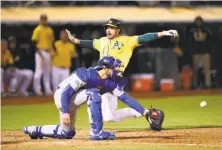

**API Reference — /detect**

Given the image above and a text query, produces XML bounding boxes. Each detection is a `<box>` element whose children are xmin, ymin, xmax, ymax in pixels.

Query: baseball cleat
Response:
<box><xmin>90</xmin><ymin>131</ymin><xmax>115</xmax><ymax>140</ymax></box>
<box><xmin>23</xmin><ymin>126</ymin><xmax>43</xmax><ymax>139</ymax></box>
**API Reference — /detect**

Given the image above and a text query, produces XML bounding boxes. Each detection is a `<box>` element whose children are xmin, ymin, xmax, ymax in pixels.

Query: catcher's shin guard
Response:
<box><xmin>145</xmin><ymin>108</ymin><xmax>165</xmax><ymax>131</ymax></box>
<box><xmin>23</xmin><ymin>126</ymin><xmax>43</xmax><ymax>139</ymax></box>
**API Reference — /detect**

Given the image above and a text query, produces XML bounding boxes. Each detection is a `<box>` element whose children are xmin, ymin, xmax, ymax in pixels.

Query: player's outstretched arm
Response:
<box><xmin>66</xmin><ymin>29</ymin><xmax>94</xmax><ymax>49</ymax></box>
<box><xmin>117</xmin><ymin>92</ymin><xmax>148</xmax><ymax>115</ymax></box>
<box><xmin>112</xmin><ymin>77</ymin><xmax>148</xmax><ymax>116</ymax></box>
<box><xmin>138</xmin><ymin>30</ymin><xmax>178</xmax><ymax>44</ymax></box>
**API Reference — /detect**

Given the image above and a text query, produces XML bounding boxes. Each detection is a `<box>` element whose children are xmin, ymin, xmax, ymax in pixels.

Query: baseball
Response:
<box><xmin>200</xmin><ymin>101</ymin><xmax>207</xmax><ymax>108</ymax></box>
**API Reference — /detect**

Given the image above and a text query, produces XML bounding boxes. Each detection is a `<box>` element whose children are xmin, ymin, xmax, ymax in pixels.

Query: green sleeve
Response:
<box><xmin>138</xmin><ymin>33</ymin><xmax>158</xmax><ymax>44</ymax></box>
<box><xmin>79</xmin><ymin>40</ymin><xmax>94</xmax><ymax>49</ymax></box>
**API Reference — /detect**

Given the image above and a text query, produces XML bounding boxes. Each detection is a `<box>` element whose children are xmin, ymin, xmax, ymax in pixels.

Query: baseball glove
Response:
<box><xmin>145</xmin><ymin>107</ymin><xmax>165</xmax><ymax>131</ymax></box>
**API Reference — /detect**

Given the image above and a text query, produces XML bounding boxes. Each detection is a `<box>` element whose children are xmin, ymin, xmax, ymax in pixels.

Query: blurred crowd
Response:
<box><xmin>2</xmin><ymin>0</ymin><xmax>222</xmax><ymax>8</ymax></box>
<box><xmin>1</xmin><ymin>13</ymin><xmax>222</xmax><ymax>97</ymax></box>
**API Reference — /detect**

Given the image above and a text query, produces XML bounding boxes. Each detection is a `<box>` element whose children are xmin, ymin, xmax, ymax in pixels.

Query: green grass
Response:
<box><xmin>1</xmin><ymin>95</ymin><xmax>222</xmax><ymax>150</ymax></box>
<box><xmin>2</xmin><ymin>95</ymin><xmax>222</xmax><ymax>130</ymax></box>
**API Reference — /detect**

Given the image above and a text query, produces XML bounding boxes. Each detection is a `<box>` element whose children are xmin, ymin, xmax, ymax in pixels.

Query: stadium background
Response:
<box><xmin>1</xmin><ymin>1</ymin><xmax>222</xmax><ymax>150</ymax></box>
<box><xmin>2</xmin><ymin>1</ymin><xmax>222</xmax><ymax>92</ymax></box>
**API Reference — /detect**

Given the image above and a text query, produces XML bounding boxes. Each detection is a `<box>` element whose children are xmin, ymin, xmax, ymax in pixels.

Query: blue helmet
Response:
<box><xmin>94</xmin><ymin>56</ymin><xmax>122</xmax><ymax>70</ymax></box>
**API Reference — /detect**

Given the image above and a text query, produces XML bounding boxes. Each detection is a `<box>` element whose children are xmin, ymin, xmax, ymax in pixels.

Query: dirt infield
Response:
<box><xmin>2</xmin><ymin>90</ymin><xmax>222</xmax><ymax>149</ymax></box>
<box><xmin>2</xmin><ymin>128</ymin><xmax>222</xmax><ymax>149</ymax></box>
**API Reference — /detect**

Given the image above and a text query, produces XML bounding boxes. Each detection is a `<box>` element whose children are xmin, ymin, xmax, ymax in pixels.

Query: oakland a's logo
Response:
<box><xmin>112</xmin><ymin>41</ymin><xmax>124</xmax><ymax>50</ymax></box>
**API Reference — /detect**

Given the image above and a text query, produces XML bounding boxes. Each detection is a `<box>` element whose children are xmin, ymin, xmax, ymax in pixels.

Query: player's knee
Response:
<box><xmin>103</xmin><ymin>113</ymin><xmax>118</xmax><ymax>122</ymax></box>
<box><xmin>34</xmin><ymin>70</ymin><xmax>43</xmax><ymax>78</ymax></box>
<box><xmin>27</xmin><ymin>70</ymin><xmax>34</xmax><ymax>77</ymax></box>
<box><xmin>34</xmin><ymin>73</ymin><xmax>41</xmax><ymax>80</ymax></box>
<box><xmin>60</xmin><ymin>130</ymin><xmax>76</xmax><ymax>139</ymax></box>
<box><xmin>86</xmin><ymin>88</ymin><xmax>101</xmax><ymax>103</ymax></box>
<box><xmin>24</xmin><ymin>70</ymin><xmax>34</xmax><ymax>79</ymax></box>
<box><xmin>55</xmin><ymin>128</ymin><xmax>76</xmax><ymax>139</ymax></box>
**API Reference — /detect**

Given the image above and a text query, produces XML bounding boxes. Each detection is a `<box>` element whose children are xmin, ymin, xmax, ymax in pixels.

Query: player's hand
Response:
<box><xmin>162</xmin><ymin>30</ymin><xmax>178</xmax><ymax>37</ymax></box>
<box><xmin>63</xmin><ymin>113</ymin><xmax>71</xmax><ymax>126</ymax></box>
<box><xmin>66</xmin><ymin>29</ymin><xmax>79</xmax><ymax>44</ymax></box>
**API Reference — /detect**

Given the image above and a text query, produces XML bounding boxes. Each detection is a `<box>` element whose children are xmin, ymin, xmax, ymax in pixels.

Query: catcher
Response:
<box><xmin>66</xmin><ymin>18</ymin><xmax>176</xmax><ymax>131</ymax></box>
<box><xmin>24</xmin><ymin>56</ymin><xmax>162</xmax><ymax>140</ymax></box>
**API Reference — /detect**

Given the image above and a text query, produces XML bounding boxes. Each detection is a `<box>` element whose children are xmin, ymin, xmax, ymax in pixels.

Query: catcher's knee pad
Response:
<box><xmin>145</xmin><ymin>108</ymin><xmax>165</xmax><ymax>131</ymax></box>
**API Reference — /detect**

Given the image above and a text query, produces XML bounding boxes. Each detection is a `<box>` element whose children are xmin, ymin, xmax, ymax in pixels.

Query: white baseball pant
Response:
<box><xmin>54</xmin><ymin>88</ymin><xmax>89</xmax><ymax>130</ymax></box>
<box><xmin>101</xmin><ymin>93</ymin><xmax>142</xmax><ymax>122</ymax></box>
<box><xmin>1</xmin><ymin>68</ymin><xmax>4</xmax><ymax>93</ymax></box>
<box><xmin>16</xmin><ymin>69</ymin><xmax>33</xmax><ymax>96</ymax></box>
<box><xmin>52</xmin><ymin>66</ymin><xmax>70</xmax><ymax>92</ymax></box>
<box><xmin>28</xmin><ymin>88</ymin><xmax>85</xmax><ymax>138</ymax></box>
<box><xmin>1</xmin><ymin>68</ymin><xmax>21</xmax><ymax>93</ymax></box>
<box><xmin>33</xmin><ymin>50</ymin><xmax>52</xmax><ymax>95</ymax></box>
<box><xmin>54</xmin><ymin>88</ymin><xmax>141</xmax><ymax>126</ymax></box>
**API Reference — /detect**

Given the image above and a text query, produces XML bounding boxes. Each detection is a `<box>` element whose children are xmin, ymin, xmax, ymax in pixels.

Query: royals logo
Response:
<box><xmin>112</xmin><ymin>41</ymin><xmax>124</xmax><ymax>50</ymax></box>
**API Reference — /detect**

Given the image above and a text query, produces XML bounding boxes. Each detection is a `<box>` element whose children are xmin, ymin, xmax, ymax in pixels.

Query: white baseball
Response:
<box><xmin>200</xmin><ymin>101</ymin><xmax>207</xmax><ymax>108</ymax></box>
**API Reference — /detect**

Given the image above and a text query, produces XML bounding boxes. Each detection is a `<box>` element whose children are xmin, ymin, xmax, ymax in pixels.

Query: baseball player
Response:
<box><xmin>8</xmin><ymin>37</ymin><xmax>34</xmax><ymax>97</ymax></box>
<box><xmin>23</xmin><ymin>56</ymin><xmax>164</xmax><ymax>140</ymax></box>
<box><xmin>51</xmin><ymin>29</ymin><xmax>77</xmax><ymax>92</ymax></box>
<box><xmin>66</xmin><ymin>18</ymin><xmax>177</xmax><ymax>124</ymax></box>
<box><xmin>1</xmin><ymin>39</ymin><xmax>20</xmax><ymax>96</ymax></box>
<box><xmin>31</xmin><ymin>14</ymin><xmax>54</xmax><ymax>96</ymax></box>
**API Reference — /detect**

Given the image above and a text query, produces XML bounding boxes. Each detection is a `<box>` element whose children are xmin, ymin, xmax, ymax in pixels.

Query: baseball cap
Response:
<box><xmin>8</xmin><ymin>36</ymin><xmax>16</xmax><ymax>43</ymax></box>
<box><xmin>103</xmin><ymin>18</ymin><xmax>121</xmax><ymax>28</ymax></box>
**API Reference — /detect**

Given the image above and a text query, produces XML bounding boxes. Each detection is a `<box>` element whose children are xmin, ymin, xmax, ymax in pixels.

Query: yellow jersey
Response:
<box><xmin>31</xmin><ymin>25</ymin><xmax>54</xmax><ymax>50</ymax></box>
<box><xmin>1</xmin><ymin>49</ymin><xmax>14</xmax><ymax>67</ymax></box>
<box><xmin>93</xmin><ymin>36</ymin><xmax>140</xmax><ymax>72</ymax></box>
<box><xmin>52</xmin><ymin>40</ymin><xmax>77</xmax><ymax>68</ymax></box>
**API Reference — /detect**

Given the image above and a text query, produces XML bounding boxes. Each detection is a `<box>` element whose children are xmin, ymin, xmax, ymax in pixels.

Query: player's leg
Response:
<box><xmin>23</xmin><ymin>111</ymin><xmax>77</xmax><ymax>139</ymax></box>
<box><xmin>7</xmin><ymin>69</ymin><xmax>21</xmax><ymax>93</ymax></box>
<box><xmin>31</xmin><ymin>106</ymin><xmax>77</xmax><ymax>139</ymax></box>
<box><xmin>23</xmin><ymin>88</ymin><xmax>77</xmax><ymax>139</ymax></box>
<box><xmin>52</xmin><ymin>66</ymin><xmax>62</xmax><ymax>92</ymax></box>
<box><xmin>86</xmin><ymin>89</ymin><xmax>115</xmax><ymax>140</ymax></box>
<box><xmin>18</xmin><ymin>69</ymin><xmax>33</xmax><ymax>96</ymax></box>
<box><xmin>1</xmin><ymin>68</ymin><xmax>4</xmax><ymax>93</ymax></box>
<box><xmin>61</xmin><ymin>68</ymin><xmax>70</xmax><ymax>83</ymax></box>
<box><xmin>33</xmin><ymin>51</ymin><xmax>44</xmax><ymax>95</ymax></box>
<box><xmin>42</xmin><ymin>51</ymin><xmax>52</xmax><ymax>95</ymax></box>
<box><xmin>203</xmin><ymin>53</ymin><xmax>211</xmax><ymax>88</ymax></box>
<box><xmin>37</xmin><ymin>89</ymin><xmax>77</xmax><ymax>139</ymax></box>
<box><xmin>102</xmin><ymin>93</ymin><xmax>141</xmax><ymax>122</ymax></box>
<box><xmin>192</xmin><ymin>54</ymin><xmax>202</xmax><ymax>88</ymax></box>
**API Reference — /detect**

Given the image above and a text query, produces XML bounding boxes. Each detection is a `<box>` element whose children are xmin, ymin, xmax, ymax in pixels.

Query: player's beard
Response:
<box><xmin>106</xmin><ymin>30</ymin><xmax>117</xmax><ymax>39</ymax></box>
<box><xmin>107</xmin><ymin>33</ymin><xmax>114</xmax><ymax>39</ymax></box>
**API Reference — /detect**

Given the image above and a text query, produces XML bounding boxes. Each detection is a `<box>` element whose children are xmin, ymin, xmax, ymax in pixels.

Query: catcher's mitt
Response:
<box><xmin>145</xmin><ymin>107</ymin><xmax>165</xmax><ymax>131</ymax></box>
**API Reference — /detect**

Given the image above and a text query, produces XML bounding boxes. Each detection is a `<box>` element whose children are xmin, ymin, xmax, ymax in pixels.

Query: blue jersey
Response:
<box><xmin>59</xmin><ymin>67</ymin><xmax>145</xmax><ymax>115</ymax></box>
<box><xmin>58</xmin><ymin>67</ymin><xmax>119</xmax><ymax>93</ymax></box>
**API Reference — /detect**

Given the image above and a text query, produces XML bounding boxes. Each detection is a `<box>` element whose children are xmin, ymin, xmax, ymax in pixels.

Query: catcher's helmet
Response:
<box><xmin>94</xmin><ymin>56</ymin><xmax>122</xmax><ymax>70</ymax></box>
<box><xmin>103</xmin><ymin>18</ymin><xmax>121</xmax><ymax>28</ymax></box>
